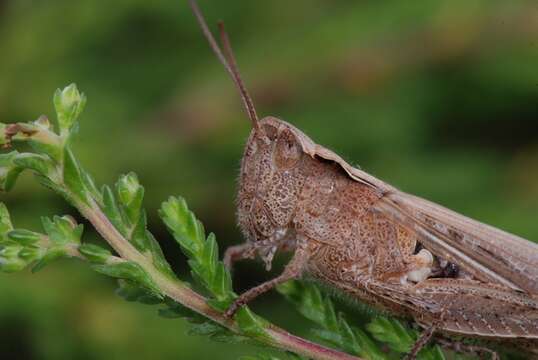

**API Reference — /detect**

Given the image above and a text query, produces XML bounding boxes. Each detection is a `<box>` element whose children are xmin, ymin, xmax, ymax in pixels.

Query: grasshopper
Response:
<box><xmin>189</xmin><ymin>1</ymin><xmax>538</xmax><ymax>358</ymax></box>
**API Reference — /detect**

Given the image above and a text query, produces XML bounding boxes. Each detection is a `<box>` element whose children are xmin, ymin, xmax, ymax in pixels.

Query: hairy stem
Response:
<box><xmin>76</xmin><ymin>197</ymin><xmax>360</xmax><ymax>360</ymax></box>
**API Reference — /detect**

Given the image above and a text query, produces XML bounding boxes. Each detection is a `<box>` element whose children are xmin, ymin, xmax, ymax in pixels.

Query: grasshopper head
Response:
<box><xmin>237</xmin><ymin>117</ymin><xmax>305</xmax><ymax>270</ymax></box>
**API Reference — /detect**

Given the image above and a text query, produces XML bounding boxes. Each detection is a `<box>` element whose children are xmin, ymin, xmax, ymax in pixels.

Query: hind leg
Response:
<box><xmin>403</xmin><ymin>324</ymin><xmax>438</xmax><ymax>360</ymax></box>
<box><xmin>436</xmin><ymin>337</ymin><xmax>499</xmax><ymax>360</ymax></box>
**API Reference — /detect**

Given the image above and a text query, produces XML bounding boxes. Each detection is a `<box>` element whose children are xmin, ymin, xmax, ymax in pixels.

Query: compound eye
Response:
<box><xmin>275</xmin><ymin>129</ymin><xmax>302</xmax><ymax>169</ymax></box>
<box><xmin>262</xmin><ymin>124</ymin><xmax>278</xmax><ymax>140</ymax></box>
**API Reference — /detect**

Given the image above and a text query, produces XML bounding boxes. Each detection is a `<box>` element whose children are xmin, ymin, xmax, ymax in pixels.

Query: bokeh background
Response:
<box><xmin>0</xmin><ymin>0</ymin><xmax>537</xmax><ymax>359</ymax></box>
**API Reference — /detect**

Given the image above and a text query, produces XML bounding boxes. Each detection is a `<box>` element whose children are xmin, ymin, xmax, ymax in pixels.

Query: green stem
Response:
<box><xmin>75</xmin><ymin>197</ymin><xmax>360</xmax><ymax>360</ymax></box>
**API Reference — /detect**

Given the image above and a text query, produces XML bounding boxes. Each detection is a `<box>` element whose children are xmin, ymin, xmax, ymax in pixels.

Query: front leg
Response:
<box><xmin>225</xmin><ymin>240</ymin><xmax>310</xmax><ymax>318</ymax></box>
<box><xmin>223</xmin><ymin>243</ymin><xmax>256</xmax><ymax>271</ymax></box>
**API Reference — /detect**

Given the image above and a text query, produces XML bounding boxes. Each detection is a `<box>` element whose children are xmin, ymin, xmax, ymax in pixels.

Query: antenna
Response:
<box><xmin>188</xmin><ymin>0</ymin><xmax>260</xmax><ymax>132</ymax></box>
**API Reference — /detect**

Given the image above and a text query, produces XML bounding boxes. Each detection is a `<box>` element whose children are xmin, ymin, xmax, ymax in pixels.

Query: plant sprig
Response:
<box><xmin>0</xmin><ymin>84</ymin><xmax>452</xmax><ymax>360</ymax></box>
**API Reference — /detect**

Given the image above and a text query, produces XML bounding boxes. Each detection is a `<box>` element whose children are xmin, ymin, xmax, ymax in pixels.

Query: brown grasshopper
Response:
<box><xmin>188</xmin><ymin>1</ymin><xmax>538</xmax><ymax>358</ymax></box>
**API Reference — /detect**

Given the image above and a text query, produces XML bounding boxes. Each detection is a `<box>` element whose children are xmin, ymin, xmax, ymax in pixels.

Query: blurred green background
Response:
<box><xmin>1</xmin><ymin>0</ymin><xmax>537</xmax><ymax>359</ymax></box>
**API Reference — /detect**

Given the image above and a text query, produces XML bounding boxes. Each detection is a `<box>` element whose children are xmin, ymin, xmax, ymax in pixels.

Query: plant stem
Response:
<box><xmin>76</xmin><ymin>198</ymin><xmax>361</xmax><ymax>360</ymax></box>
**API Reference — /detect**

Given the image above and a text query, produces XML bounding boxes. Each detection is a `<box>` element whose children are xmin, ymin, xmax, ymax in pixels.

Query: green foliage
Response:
<box><xmin>0</xmin><ymin>83</ymin><xmax>175</xmax><ymax>292</ymax></box>
<box><xmin>53</xmin><ymin>83</ymin><xmax>86</xmax><ymax>137</ymax></box>
<box><xmin>158</xmin><ymin>298</ymin><xmax>252</xmax><ymax>345</ymax></box>
<box><xmin>0</xmin><ymin>84</ymin><xmax>274</xmax><ymax>357</ymax></box>
<box><xmin>0</xmin><ymin>206</ymin><xmax>86</xmax><ymax>273</ymax></box>
<box><xmin>278</xmin><ymin>280</ymin><xmax>445</xmax><ymax>360</ymax></box>
<box><xmin>159</xmin><ymin>196</ymin><xmax>270</xmax><ymax>341</ymax></box>
<box><xmin>160</xmin><ymin>196</ymin><xmax>234</xmax><ymax>310</ymax></box>
<box><xmin>0</xmin><ymin>152</ymin><xmax>23</xmax><ymax>191</ymax></box>
<box><xmin>79</xmin><ymin>243</ymin><xmax>112</xmax><ymax>264</ymax></box>
<box><xmin>101</xmin><ymin>174</ymin><xmax>174</xmax><ymax>277</ymax></box>
<box><xmin>92</xmin><ymin>260</ymin><xmax>162</xmax><ymax>298</ymax></box>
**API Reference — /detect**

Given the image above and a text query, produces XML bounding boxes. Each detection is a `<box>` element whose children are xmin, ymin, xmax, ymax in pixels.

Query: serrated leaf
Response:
<box><xmin>160</xmin><ymin>196</ymin><xmax>233</xmax><ymax>303</ymax></box>
<box><xmin>13</xmin><ymin>153</ymin><xmax>53</xmax><ymax>177</ymax></box>
<box><xmin>352</xmin><ymin>327</ymin><xmax>388</xmax><ymax>360</ymax></box>
<box><xmin>102</xmin><ymin>185</ymin><xmax>128</xmax><ymax>238</ymax></box>
<box><xmin>208</xmin><ymin>332</ymin><xmax>252</xmax><ymax>345</ymax></box>
<box><xmin>32</xmin><ymin>247</ymin><xmax>67</xmax><ymax>272</ymax></box>
<box><xmin>34</xmin><ymin>173</ymin><xmax>68</xmax><ymax>198</ymax></box>
<box><xmin>79</xmin><ymin>243</ymin><xmax>111</xmax><ymax>264</ymax></box>
<box><xmin>116</xmin><ymin>172</ymin><xmax>144</xmax><ymax>225</ymax></box>
<box><xmin>116</xmin><ymin>280</ymin><xmax>162</xmax><ymax>305</ymax></box>
<box><xmin>63</xmin><ymin>147</ymin><xmax>89</xmax><ymax>204</ymax></box>
<box><xmin>129</xmin><ymin>209</ymin><xmax>149</xmax><ymax>252</ymax></box>
<box><xmin>211</xmin><ymin>263</ymin><xmax>234</xmax><ymax>301</ymax></box>
<box><xmin>188</xmin><ymin>321</ymin><xmax>224</xmax><ymax>336</ymax></box>
<box><xmin>202</xmin><ymin>232</ymin><xmax>218</xmax><ymax>275</ymax></box>
<box><xmin>159</xmin><ymin>298</ymin><xmax>205</xmax><ymax>323</ymax></box>
<box><xmin>92</xmin><ymin>261</ymin><xmax>162</xmax><ymax>298</ymax></box>
<box><xmin>81</xmin><ymin>170</ymin><xmax>102</xmax><ymax>205</ymax></box>
<box><xmin>18</xmin><ymin>245</ymin><xmax>44</xmax><ymax>262</ymax></box>
<box><xmin>338</xmin><ymin>313</ymin><xmax>360</xmax><ymax>354</ymax></box>
<box><xmin>367</xmin><ymin>317</ymin><xmax>415</xmax><ymax>353</ymax></box>
<box><xmin>0</xmin><ymin>203</ymin><xmax>13</xmax><ymax>239</ymax></box>
<box><xmin>235</xmin><ymin>307</ymin><xmax>269</xmax><ymax>340</ymax></box>
<box><xmin>7</xmin><ymin>229</ymin><xmax>43</xmax><ymax>245</ymax></box>
<box><xmin>0</xmin><ymin>151</ymin><xmax>23</xmax><ymax>191</ymax></box>
<box><xmin>310</xmin><ymin>328</ymin><xmax>342</xmax><ymax>347</ymax></box>
<box><xmin>144</xmin><ymin>231</ymin><xmax>174</xmax><ymax>278</ymax></box>
<box><xmin>160</xmin><ymin>196</ymin><xmax>205</xmax><ymax>257</ymax></box>
<box><xmin>0</xmin><ymin>241</ymin><xmax>26</xmax><ymax>272</ymax></box>
<box><xmin>41</xmin><ymin>215</ymin><xmax>83</xmax><ymax>246</ymax></box>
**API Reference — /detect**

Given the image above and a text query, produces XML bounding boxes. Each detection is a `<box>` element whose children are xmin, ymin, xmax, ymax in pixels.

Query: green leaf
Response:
<box><xmin>102</xmin><ymin>185</ymin><xmax>129</xmax><ymax>238</ymax></box>
<box><xmin>53</xmin><ymin>83</ymin><xmax>86</xmax><ymax>136</ymax></box>
<box><xmin>158</xmin><ymin>298</ymin><xmax>203</xmax><ymax>321</ymax></box>
<box><xmin>144</xmin><ymin>230</ymin><xmax>175</xmax><ymax>278</ymax></box>
<box><xmin>160</xmin><ymin>196</ymin><xmax>205</xmax><ymax>258</ymax></box>
<box><xmin>160</xmin><ymin>196</ymin><xmax>234</xmax><ymax>304</ymax></box>
<box><xmin>116</xmin><ymin>280</ymin><xmax>162</xmax><ymax>305</ymax></box>
<box><xmin>129</xmin><ymin>209</ymin><xmax>150</xmax><ymax>252</ymax></box>
<box><xmin>79</xmin><ymin>243</ymin><xmax>111</xmax><ymax>264</ymax></box>
<box><xmin>202</xmin><ymin>232</ymin><xmax>218</xmax><ymax>276</ymax></box>
<box><xmin>92</xmin><ymin>260</ymin><xmax>162</xmax><ymax>298</ymax></box>
<box><xmin>32</xmin><ymin>247</ymin><xmax>68</xmax><ymax>272</ymax></box>
<box><xmin>7</xmin><ymin>229</ymin><xmax>43</xmax><ymax>245</ymax></box>
<box><xmin>41</xmin><ymin>215</ymin><xmax>83</xmax><ymax>246</ymax></box>
<box><xmin>116</xmin><ymin>172</ymin><xmax>144</xmax><ymax>225</ymax></box>
<box><xmin>367</xmin><ymin>317</ymin><xmax>415</xmax><ymax>353</ymax></box>
<box><xmin>352</xmin><ymin>326</ymin><xmax>387</xmax><ymax>360</ymax></box>
<box><xmin>13</xmin><ymin>153</ymin><xmax>54</xmax><ymax>177</ymax></box>
<box><xmin>81</xmin><ymin>170</ymin><xmax>102</xmax><ymax>205</ymax></box>
<box><xmin>63</xmin><ymin>147</ymin><xmax>89</xmax><ymax>204</ymax></box>
<box><xmin>279</xmin><ymin>281</ymin><xmax>391</xmax><ymax>359</ymax></box>
<box><xmin>338</xmin><ymin>312</ymin><xmax>360</xmax><ymax>354</ymax></box>
<box><xmin>0</xmin><ymin>241</ymin><xmax>27</xmax><ymax>272</ymax></box>
<box><xmin>0</xmin><ymin>151</ymin><xmax>23</xmax><ymax>191</ymax></box>
<box><xmin>277</xmin><ymin>280</ymin><xmax>331</xmax><ymax>328</ymax></box>
<box><xmin>18</xmin><ymin>245</ymin><xmax>44</xmax><ymax>262</ymax></box>
<box><xmin>0</xmin><ymin>203</ymin><xmax>13</xmax><ymax>239</ymax></box>
<box><xmin>188</xmin><ymin>321</ymin><xmax>225</xmax><ymax>336</ymax></box>
<box><xmin>235</xmin><ymin>307</ymin><xmax>270</xmax><ymax>340</ymax></box>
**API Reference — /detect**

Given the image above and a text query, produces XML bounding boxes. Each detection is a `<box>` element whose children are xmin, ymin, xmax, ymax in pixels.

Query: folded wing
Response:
<box><xmin>374</xmin><ymin>191</ymin><xmax>538</xmax><ymax>294</ymax></box>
